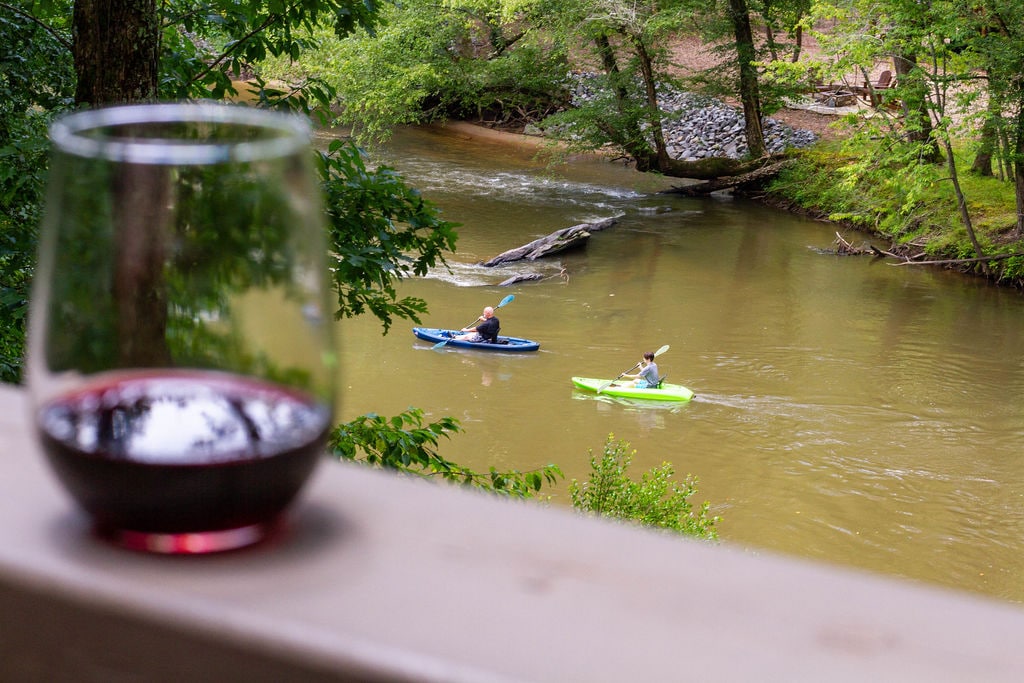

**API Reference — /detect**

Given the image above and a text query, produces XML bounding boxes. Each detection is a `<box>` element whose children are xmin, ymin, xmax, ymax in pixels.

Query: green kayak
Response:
<box><xmin>571</xmin><ymin>376</ymin><xmax>695</xmax><ymax>402</ymax></box>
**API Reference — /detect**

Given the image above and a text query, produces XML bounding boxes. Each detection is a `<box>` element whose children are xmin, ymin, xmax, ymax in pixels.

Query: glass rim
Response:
<box><xmin>49</xmin><ymin>103</ymin><xmax>312</xmax><ymax>165</ymax></box>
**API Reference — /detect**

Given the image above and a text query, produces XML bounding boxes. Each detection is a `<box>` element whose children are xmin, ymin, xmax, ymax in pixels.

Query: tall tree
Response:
<box><xmin>73</xmin><ymin>0</ymin><xmax>159</xmax><ymax>104</ymax></box>
<box><xmin>892</xmin><ymin>51</ymin><xmax>941</xmax><ymax>163</ymax></box>
<box><xmin>536</xmin><ymin>0</ymin><xmax>782</xmax><ymax>175</ymax></box>
<box><xmin>972</xmin><ymin>0</ymin><xmax>1024</xmax><ymax>235</ymax></box>
<box><xmin>728</xmin><ymin>0</ymin><xmax>767</xmax><ymax>157</ymax></box>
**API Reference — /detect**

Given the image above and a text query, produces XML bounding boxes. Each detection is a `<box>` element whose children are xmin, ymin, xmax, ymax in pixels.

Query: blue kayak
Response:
<box><xmin>413</xmin><ymin>327</ymin><xmax>540</xmax><ymax>352</ymax></box>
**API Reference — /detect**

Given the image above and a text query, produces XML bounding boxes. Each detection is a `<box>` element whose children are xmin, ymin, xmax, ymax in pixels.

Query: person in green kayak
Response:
<box><xmin>455</xmin><ymin>306</ymin><xmax>500</xmax><ymax>343</ymax></box>
<box><xmin>618</xmin><ymin>351</ymin><xmax>659</xmax><ymax>388</ymax></box>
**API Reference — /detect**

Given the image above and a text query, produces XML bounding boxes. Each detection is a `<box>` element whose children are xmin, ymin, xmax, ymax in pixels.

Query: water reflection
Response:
<box><xmin>570</xmin><ymin>390</ymin><xmax>691</xmax><ymax>433</ymax></box>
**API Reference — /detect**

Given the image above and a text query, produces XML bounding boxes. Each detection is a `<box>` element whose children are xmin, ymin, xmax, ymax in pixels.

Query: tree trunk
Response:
<box><xmin>1014</xmin><ymin>103</ymin><xmax>1024</xmax><ymax>237</ymax></box>
<box><xmin>893</xmin><ymin>52</ymin><xmax>942</xmax><ymax>163</ymax></box>
<box><xmin>74</xmin><ymin>0</ymin><xmax>168</xmax><ymax>365</ymax></box>
<box><xmin>727</xmin><ymin>0</ymin><xmax>767</xmax><ymax>158</ymax></box>
<box><xmin>665</xmin><ymin>158</ymin><xmax>796</xmax><ymax>196</ymax></box>
<box><xmin>112</xmin><ymin>166</ymin><xmax>173</xmax><ymax>366</ymax></box>
<box><xmin>939</xmin><ymin>137</ymin><xmax>985</xmax><ymax>265</ymax></box>
<box><xmin>74</xmin><ymin>0</ymin><xmax>160</xmax><ymax>105</ymax></box>
<box><xmin>630</xmin><ymin>35</ymin><xmax>671</xmax><ymax>170</ymax></box>
<box><xmin>763</xmin><ymin>20</ymin><xmax>779</xmax><ymax>62</ymax></box>
<box><xmin>971</xmin><ymin>83</ymin><xmax>1000</xmax><ymax>177</ymax></box>
<box><xmin>791</xmin><ymin>24</ymin><xmax>803</xmax><ymax>62</ymax></box>
<box><xmin>593</xmin><ymin>34</ymin><xmax>657</xmax><ymax>172</ymax></box>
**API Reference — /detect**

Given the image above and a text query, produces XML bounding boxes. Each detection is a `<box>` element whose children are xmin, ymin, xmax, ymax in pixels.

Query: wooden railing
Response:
<box><xmin>2</xmin><ymin>381</ymin><xmax>1023</xmax><ymax>682</ymax></box>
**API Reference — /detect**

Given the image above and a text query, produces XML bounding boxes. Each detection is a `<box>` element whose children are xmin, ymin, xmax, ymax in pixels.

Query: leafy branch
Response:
<box><xmin>0</xmin><ymin>0</ymin><xmax>71</xmax><ymax>50</ymax></box>
<box><xmin>318</xmin><ymin>139</ymin><xmax>459</xmax><ymax>333</ymax></box>
<box><xmin>329</xmin><ymin>408</ymin><xmax>563</xmax><ymax>498</ymax></box>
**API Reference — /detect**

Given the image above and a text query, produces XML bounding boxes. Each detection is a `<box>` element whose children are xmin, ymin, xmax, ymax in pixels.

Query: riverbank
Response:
<box><xmin>452</xmin><ymin>113</ymin><xmax>1024</xmax><ymax>290</ymax></box>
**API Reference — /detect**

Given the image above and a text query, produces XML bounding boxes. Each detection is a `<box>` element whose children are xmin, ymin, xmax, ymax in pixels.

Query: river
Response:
<box><xmin>319</xmin><ymin>123</ymin><xmax>1024</xmax><ymax>604</ymax></box>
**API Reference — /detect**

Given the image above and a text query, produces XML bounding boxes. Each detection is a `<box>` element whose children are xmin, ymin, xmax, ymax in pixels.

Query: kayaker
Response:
<box><xmin>618</xmin><ymin>351</ymin><xmax>659</xmax><ymax>388</ymax></box>
<box><xmin>456</xmin><ymin>306</ymin><xmax>500</xmax><ymax>343</ymax></box>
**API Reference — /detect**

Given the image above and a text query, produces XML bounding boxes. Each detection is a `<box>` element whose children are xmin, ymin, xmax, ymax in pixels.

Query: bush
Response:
<box><xmin>570</xmin><ymin>435</ymin><xmax>719</xmax><ymax>540</ymax></box>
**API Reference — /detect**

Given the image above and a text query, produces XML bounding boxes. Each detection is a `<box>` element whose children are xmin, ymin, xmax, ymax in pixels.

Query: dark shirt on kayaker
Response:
<box><xmin>476</xmin><ymin>316</ymin><xmax>500</xmax><ymax>343</ymax></box>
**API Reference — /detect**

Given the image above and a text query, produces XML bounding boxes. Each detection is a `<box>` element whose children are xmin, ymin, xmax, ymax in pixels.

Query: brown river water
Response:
<box><xmin>315</xmin><ymin>124</ymin><xmax>1024</xmax><ymax>604</ymax></box>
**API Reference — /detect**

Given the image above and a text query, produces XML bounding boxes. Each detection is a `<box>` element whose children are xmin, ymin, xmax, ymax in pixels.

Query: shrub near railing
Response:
<box><xmin>570</xmin><ymin>435</ymin><xmax>720</xmax><ymax>540</ymax></box>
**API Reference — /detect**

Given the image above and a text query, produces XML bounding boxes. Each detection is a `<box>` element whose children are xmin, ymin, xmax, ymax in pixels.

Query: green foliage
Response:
<box><xmin>317</xmin><ymin>139</ymin><xmax>459</xmax><ymax>332</ymax></box>
<box><xmin>677</xmin><ymin>0</ymin><xmax>812</xmax><ymax>115</ymax></box>
<box><xmin>0</xmin><ymin>0</ymin><xmax>75</xmax><ymax>383</ymax></box>
<box><xmin>329</xmin><ymin>408</ymin><xmax>564</xmax><ymax>498</ymax></box>
<box><xmin>536</xmin><ymin>0</ymin><xmax>685</xmax><ymax>162</ymax></box>
<box><xmin>541</xmin><ymin>69</ymin><xmax>665</xmax><ymax>157</ymax></box>
<box><xmin>570</xmin><ymin>434</ymin><xmax>719</xmax><ymax>540</ymax></box>
<box><xmin>0</xmin><ymin>0</ymin><xmax>459</xmax><ymax>382</ymax></box>
<box><xmin>159</xmin><ymin>0</ymin><xmax>380</xmax><ymax>104</ymax></box>
<box><xmin>768</xmin><ymin>135</ymin><xmax>1024</xmax><ymax>282</ymax></box>
<box><xmin>259</xmin><ymin>5</ymin><xmax>570</xmax><ymax>141</ymax></box>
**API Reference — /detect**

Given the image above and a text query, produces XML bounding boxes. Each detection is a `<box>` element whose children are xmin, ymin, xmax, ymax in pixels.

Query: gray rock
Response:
<box><xmin>566</xmin><ymin>73</ymin><xmax>818</xmax><ymax>160</ymax></box>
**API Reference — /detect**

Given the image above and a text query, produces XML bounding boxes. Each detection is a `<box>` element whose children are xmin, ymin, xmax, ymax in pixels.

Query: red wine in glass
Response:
<box><xmin>37</xmin><ymin>370</ymin><xmax>330</xmax><ymax>553</ymax></box>
<box><xmin>30</xmin><ymin>104</ymin><xmax>336</xmax><ymax>554</ymax></box>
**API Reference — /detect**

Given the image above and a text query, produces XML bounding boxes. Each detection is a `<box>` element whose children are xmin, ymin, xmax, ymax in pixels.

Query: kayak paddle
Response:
<box><xmin>597</xmin><ymin>344</ymin><xmax>670</xmax><ymax>393</ymax></box>
<box><xmin>432</xmin><ymin>294</ymin><xmax>516</xmax><ymax>349</ymax></box>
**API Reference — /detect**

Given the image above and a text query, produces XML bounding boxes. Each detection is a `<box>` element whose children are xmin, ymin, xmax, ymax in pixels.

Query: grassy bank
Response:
<box><xmin>763</xmin><ymin>137</ymin><xmax>1024</xmax><ymax>289</ymax></box>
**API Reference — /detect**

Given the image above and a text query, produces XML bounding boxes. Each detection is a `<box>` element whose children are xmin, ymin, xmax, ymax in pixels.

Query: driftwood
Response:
<box><xmin>832</xmin><ymin>232</ymin><xmax>881</xmax><ymax>255</ymax></box>
<box><xmin>832</xmin><ymin>232</ymin><xmax>915</xmax><ymax>259</ymax></box>
<box><xmin>499</xmin><ymin>267</ymin><xmax>571</xmax><ymax>286</ymax></box>
<box><xmin>499</xmin><ymin>274</ymin><xmax>544</xmax><ymax>286</ymax></box>
<box><xmin>665</xmin><ymin>159</ymin><xmax>798</xmax><ymax>197</ymax></box>
<box><xmin>829</xmin><ymin>233</ymin><xmax>1024</xmax><ymax>266</ymax></box>
<box><xmin>481</xmin><ymin>216</ymin><xmax>619</xmax><ymax>266</ymax></box>
<box><xmin>891</xmin><ymin>252</ymin><xmax>1024</xmax><ymax>266</ymax></box>
<box><xmin>834</xmin><ymin>232</ymin><xmax>863</xmax><ymax>254</ymax></box>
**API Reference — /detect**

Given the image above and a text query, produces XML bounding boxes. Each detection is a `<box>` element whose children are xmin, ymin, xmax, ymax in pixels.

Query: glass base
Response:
<box><xmin>95</xmin><ymin>521</ymin><xmax>277</xmax><ymax>554</ymax></box>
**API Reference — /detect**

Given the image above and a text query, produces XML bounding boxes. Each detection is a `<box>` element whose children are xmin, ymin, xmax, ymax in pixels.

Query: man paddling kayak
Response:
<box><xmin>615</xmin><ymin>351</ymin><xmax>659</xmax><ymax>388</ymax></box>
<box><xmin>455</xmin><ymin>306</ymin><xmax>500</xmax><ymax>343</ymax></box>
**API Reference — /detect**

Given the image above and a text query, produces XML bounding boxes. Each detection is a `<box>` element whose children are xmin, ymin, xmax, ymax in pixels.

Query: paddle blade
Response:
<box><xmin>654</xmin><ymin>344</ymin><xmax>670</xmax><ymax>357</ymax></box>
<box><xmin>432</xmin><ymin>339</ymin><xmax>449</xmax><ymax>350</ymax></box>
<box><xmin>497</xmin><ymin>294</ymin><xmax>515</xmax><ymax>308</ymax></box>
<box><xmin>597</xmin><ymin>361</ymin><xmax>640</xmax><ymax>393</ymax></box>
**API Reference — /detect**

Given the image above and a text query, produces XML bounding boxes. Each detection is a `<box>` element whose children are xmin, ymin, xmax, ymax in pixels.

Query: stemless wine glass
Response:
<box><xmin>27</xmin><ymin>103</ymin><xmax>336</xmax><ymax>554</ymax></box>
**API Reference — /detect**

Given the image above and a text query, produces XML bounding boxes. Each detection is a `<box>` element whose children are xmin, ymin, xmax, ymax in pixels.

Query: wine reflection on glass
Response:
<box><xmin>27</xmin><ymin>103</ymin><xmax>336</xmax><ymax>554</ymax></box>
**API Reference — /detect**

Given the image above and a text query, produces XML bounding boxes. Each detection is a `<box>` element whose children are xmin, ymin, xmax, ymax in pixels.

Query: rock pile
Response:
<box><xmin>659</xmin><ymin>91</ymin><xmax>817</xmax><ymax>160</ymax></box>
<box><xmin>556</xmin><ymin>74</ymin><xmax>817</xmax><ymax>161</ymax></box>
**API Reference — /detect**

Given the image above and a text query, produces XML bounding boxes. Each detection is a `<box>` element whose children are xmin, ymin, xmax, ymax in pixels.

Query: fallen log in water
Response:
<box><xmin>664</xmin><ymin>159</ymin><xmax>797</xmax><ymax>197</ymax></box>
<box><xmin>481</xmin><ymin>216</ymin><xmax>619</xmax><ymax>266</ymax></box>
<box><xmin>499</xmin><ymin>274</ymin><xmax>544</xmax><ymax>286</ymax></box>
<box><xmin>498</xmin><ymin>267</ymin><xmax>570</xmax><ymax>286</ymax></box>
